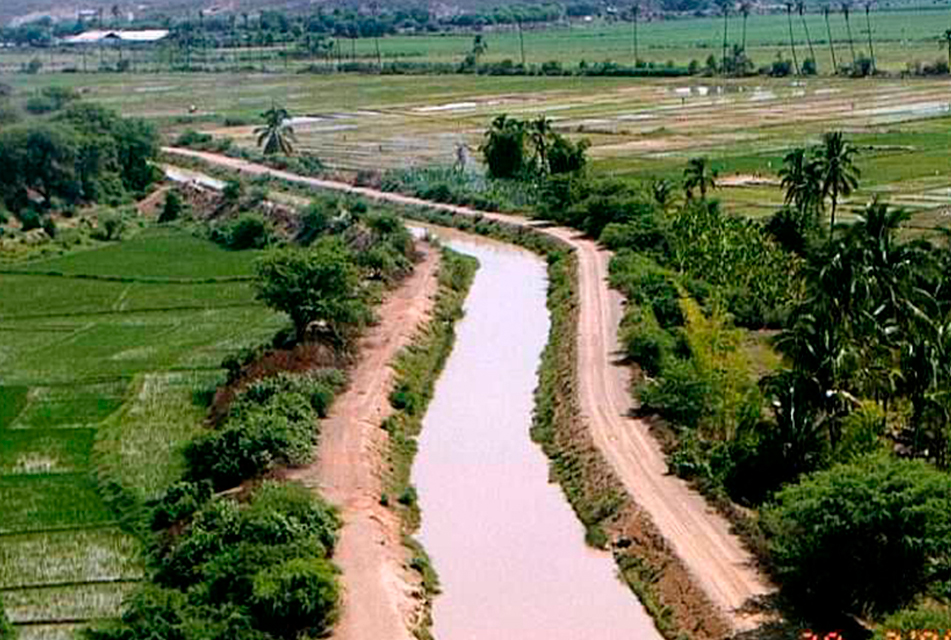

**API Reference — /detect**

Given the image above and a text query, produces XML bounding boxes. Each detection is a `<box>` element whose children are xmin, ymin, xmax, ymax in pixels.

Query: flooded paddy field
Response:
<box><xmin>16</xmin><ymin>72</ymin><xmax>951</xmax><ymax>226</ymax></box>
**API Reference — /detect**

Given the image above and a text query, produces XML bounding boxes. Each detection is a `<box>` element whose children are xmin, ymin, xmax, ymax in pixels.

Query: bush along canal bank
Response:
<box><xmin>379</xmin><ymin>247</ymin><xmax>478</xmax><ymax>640</ymax></box>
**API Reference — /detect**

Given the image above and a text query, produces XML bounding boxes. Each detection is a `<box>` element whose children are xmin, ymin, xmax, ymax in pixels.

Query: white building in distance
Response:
<box><xmin>63</xmin><ymin>30</ymin><xmax>169</xmax><ymax>45</ymax></box>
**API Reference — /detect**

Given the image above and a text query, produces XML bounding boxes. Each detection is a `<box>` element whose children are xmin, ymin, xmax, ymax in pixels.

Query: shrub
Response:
<box><xmin>93</xmin><ymin>211</ymin><xmax>125</xmax><ymax>241</ymax></box>
<box><xmin>619</xmin><ymin>304</ymin><xmax>675</xmax><ymax>376</ymax></box>
<box><xmin>159</xmin><ymin>190</ymin><xmax>183</xmax><ymax>223</ymax></box>
<box><xmin>0</xmin><ymin>595</ymin><xmax>13</xmax><ymax>640</ymax></box>
<box><xmin>223</xmin><ymin>179</ymin><xmax>244</xmax><ymax>204</ymax></box>
<box><xmin>251</xmin><ymin>558</ymin><xmax>339</xmax><ymax>639</ymax></box>
<box><xmin>608</xmin><ymin>250</ymin><xmax>683</xmax><ymax>328</ymax></box>
<box><xmin>874</xmin><ymin>604</ymin><xmax>951</xmax><ymax>639</ymax></box>
<box><xmin>215</xmin><ymin>214</ymin><xmax>272</xmax><ymax>250</ymax></box>
<box><xmin>638</xmin><ymin>358</ymin><xmax>711</xmax><ymax>429</ymax></box>
<box><xmin>175</xmin><ymin>129</ymin><xmax>213</xmax><ymax>148</ymax></box>
<box><xmin>150</xmin><ymin>480</ymin><xmax>213</xmax><ymax>530</ymax></box>
<box><xmin>763</xmin><ymin>455</ymin><xmax>951</xmax><ymax>621</ymax></box>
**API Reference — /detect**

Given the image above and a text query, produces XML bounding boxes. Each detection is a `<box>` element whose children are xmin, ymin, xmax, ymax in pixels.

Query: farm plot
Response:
<box><xmin>0</xmin><ymin>228</ymin><xmax>282</xmax><ymax>636</ymax></box>
<box><xmin>14</xmin><ymin>72</ymin><xmax>951</xmax><ymax>224</ymax></box>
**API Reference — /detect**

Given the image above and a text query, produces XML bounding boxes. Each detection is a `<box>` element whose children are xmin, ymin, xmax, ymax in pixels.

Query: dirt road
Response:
<box><xmin>164</xmin><ymin>147</ymin><xmax>774</xmax><ymax>633</ymax></box>
<box><xmin>283</xmin><ymin>244</ymin><xmax>440</xmax><ymax>640</ymax></box>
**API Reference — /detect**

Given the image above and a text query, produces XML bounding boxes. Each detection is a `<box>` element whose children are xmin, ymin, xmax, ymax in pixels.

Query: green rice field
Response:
<box><xmin>0</xmin><ymin>228</ymin><xmax>282</xmax><ymax>638</ymax></box>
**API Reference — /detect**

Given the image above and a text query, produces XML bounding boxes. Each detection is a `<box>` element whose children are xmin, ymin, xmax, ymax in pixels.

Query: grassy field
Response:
<box><xmin>4</xmin><ymin>5</ymin><xmax>951</xmax><ymax>75</ymax></box>
<box><xmin>0</xmin><ymin>228</ymin><xmax>282</xmax><ymax>638</ymax></box>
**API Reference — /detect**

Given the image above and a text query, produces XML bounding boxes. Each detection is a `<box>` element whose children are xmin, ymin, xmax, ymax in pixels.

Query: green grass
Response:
<box><xmin>3</xmin><ymin>582</ymin><xmax>132</xmax><ymax>623</ymax></box>
<box><xmin>94</xmin><ymin>370</ymin><xmax>223</xmax><ymax>502</ymax></box>
<box><xmin>0</xmin><ymin>429</ymin><xmax>95</xmax><ymax>475</ymax></box>
<box><xmin>0</xmin><ymin>227</ymin><xmax>282</xmax><ymax>630</ymax></box>
<box><xmin>12</xmin><ymin>228</ymin><xmax>261</xmax><ymax>280</ymax></box>
<box><xmin>0</xmin><ymin>528</ymin><xmax>141</xmax><ymax>588</ymax></box>
<box><xmin>0</xmin><ymin>474</ymin><xmax>116</xmax><ymax>534</ymax></box>
<box><xmin>0</xmin><ymin>386</ymin><xmax>29</xmax><ymax>428</ymax></box>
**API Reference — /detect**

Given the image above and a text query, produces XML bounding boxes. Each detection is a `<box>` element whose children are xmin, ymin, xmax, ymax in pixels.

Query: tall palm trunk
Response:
<box><xmin>864</xmin><ymin>3</ymin><xmax>875</xmax><ymax>73</ymax></box>
<box><xmin>631</xmin><ymin>5</ymin><xmax>639</xmax><ymax>65</ymax></box>
<box><xmin>517</xmin><ymin>19</ymin><xmax>526</xmax><ymax>67</ymax></box>
<box><xmin>741</xmin><ymin>8</ymin><xmax>749</xmax><ymax>52</ymax></box>
<box><xmin>843</xmin><ymin>3</ymin><xmax>857</xmax><ymax>67</ymax></box>
<box><xmin>787</xmin><ymin>3</ymin><xmax>800</xmax><ymax>75</ymax></box>
<box><xmin>824</xmin><ymin>7</ymin><xmax>838</xmax><ymax>72</ymax></box>
<box><xmin>946</xmin><ymin>31</ymin><xmax>951</xmax><ymax>71</ymax></box>
<box><xmin>830</xmin><ymin>182</ymin><xmax>838</xmax><ymax>235</ymax></box>
<box><xmin>722</xmin><ymin>7</ymin><xmax>729</xmax><ymax>74</ymax></box>
<box><xmin>799</xmin><ymin>3</ymin><xmax>817</xmax><ymax>68</ymax></box>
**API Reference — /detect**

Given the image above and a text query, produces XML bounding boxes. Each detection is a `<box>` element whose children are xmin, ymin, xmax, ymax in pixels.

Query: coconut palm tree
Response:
<box><xmin>683</xmin><ymin>157</ymin><xmax>717</xmax><ymax>200</ymax></box>
<box><xmin>864</xmin><ymin>1</ymin><xmax>875</xmax><ymax>73</ymax></box>
<box><xmin>717</xmin><ymin>0</ymin><xmax>732</xmax><ymax>75</ymax></box>
<box><xmin>824</xmin><ymin>6</ymin><xmax>839</xmax><ymax>72</ymax></box>
<box><xmin>256</xmin><ymin>105</ymin><xmax>297</xmax><ymax>156</ymax></box>
<box><xmin>942</xmin><ymin>29</ymin><xmax>951</xmax><ymax>71</ymax></box>
<box><xmin>780</xmin><ymin>147</ymin><xmax>823</xmax><ymax>216</ymax></box>
<box><xmin>529</xmin><ymin>116</ymin><xmax>553</xmax><ymax>173</ymax></box>
<box><xmin>798</xmin><ymin>1</ymin><xmax>818</xmax><ymax>71</ymax></box>
<box><xmin>786</xmin><ymin>2</ymin><xmax>800</xmax><ymax>75</ymax></box>
<box><xmin>814</xmin><ymin>131</ymin><xmax>860</xmax><ymax>235</ymax></box>
<box><xmin>841</xmin><ymin>1</ymin><xmax>857</xmax><ymax>68</ymax></box>
<box><xmin>630</xmin><ymin>3</ymin><xmax>641</xmax><ymax>65</ymax></box>
<box><xmin>740</xmin><ymin>1</ymin><xmax>752</xmax><ymax>53</ymax></box>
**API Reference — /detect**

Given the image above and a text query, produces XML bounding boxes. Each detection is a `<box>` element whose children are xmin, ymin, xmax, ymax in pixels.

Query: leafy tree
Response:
<box><xmin>481</xmin><ymin>114</ymin><xmax>527</xmax><ymax>179</ymax></box>
<box><xmin>763</xmin><ymin>455</ymin><xmax>951</xmax><ymax>621</ymax></box>
<box><xmin>0</xmin><ymin>123</ymin><xmax>81</xmax><ymax>211</ymax></box>
<box><xmin>254</xmin><ymin>239</ymin><xmax>365</xmax><ymax>342</ymax></box>
<box><xmin>683</xmin><ymin>157</ymin><xmax>717</xmax><ymax>200</ymax></box>
<box><xmin>547</xmin><ymin>134</ymin><xmax>589</xmax><ymax>175</ymax></box>
<box><xmin>255</xmin><ymin>105</ymin><xmax>296</xmax><ymax>156</ymax></box>
<box><xmin>813</xmin><ymin>131</ymin><xmax>860</xmax><ymax>234</ymax></box>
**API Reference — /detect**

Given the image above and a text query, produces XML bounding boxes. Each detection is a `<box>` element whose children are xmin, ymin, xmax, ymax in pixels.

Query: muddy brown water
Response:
<box><xmin>411</xmin><ymin>227</ymin><xmax>661</xmax><ymax>640</ymax></box>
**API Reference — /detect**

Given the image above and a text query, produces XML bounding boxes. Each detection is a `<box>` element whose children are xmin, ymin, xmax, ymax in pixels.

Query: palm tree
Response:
<box><xmin>630</xmin><ymin>3</ymin><xmax>641</xmax><ymax>65</ymax></box>
<box><xmin>256</xmin><ymin>105</ymin><xmax>297</xmax><ymax>155</ymax></box>
<box><xmin>823</xmin><ymin>6</ymin><xmax>839</xmax><ymax>72</ymax></box>
<box><xmin>814</xmin><ymin>131</ymin><xmax>860</xmax><ymax>235</ymax></box>
<box><xmin>516</xmin><ymin>16</ymin><xmax>527</xmax><ymax>67</ymax></box>
<box><xmin>652</xmin><ymin>178</ymin><xmax>675</xmax><ymax>211</ymax></box>
<box><xmin>111</xmin><ymin>4</ymin><xmax>122</xmax><ymax>65</ymax></box>
<box><xmin>740</xmin><ymin>1</ymin><xmax>752</xmax><ymax>53</ymax></box>
<box><xmin>779</xmin><ymin>147</ymin><xmax>823</xmax><ymax>216</ymax></box>
<box><xmin>864</xmin><ymin>1</ymin><xmax>875</xmax><ymax>73</ymax></box>
<box><xmin>786</xmin><ymin>2</ymin><xmax>800</xmax><ymax>75</ymax></box>
<box><xmin>683</xmin><ymin>157</ymin><xmax>717</xmax><ymax>200</ymax></box>
<box><xmin>942</xmin><ymin>29</ymin><xmax>951</xmax><ymax>71</ymax></box>
<box><xmin>718</xmin><ymin>0</ymin><xmax>732</xmax><ymax>75</ymax></box>
<box><xmin>798</xmin><ymin>1</ymin><xmax>818</xmax><ymax>71</ymax></box>
<box><xmin>841</xmin><ymin>1</ymin><xmax>857</xmax><ymax>68</ymax></box>
<box><xmin>529</xmin><ymin>116</ymin><xmax>553</xmax><ymax>173</ymax></box>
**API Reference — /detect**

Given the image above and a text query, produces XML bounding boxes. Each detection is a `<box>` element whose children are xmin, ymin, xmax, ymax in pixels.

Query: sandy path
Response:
<box><xmin>164</xmin><ymin>147</ymin><xmax>774</xmax><ymax>633</ymax></box>
<box><xmin>283</xmin><ymin>244</ymin><xmax>440</xmax><ymax>640</ymax></box>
